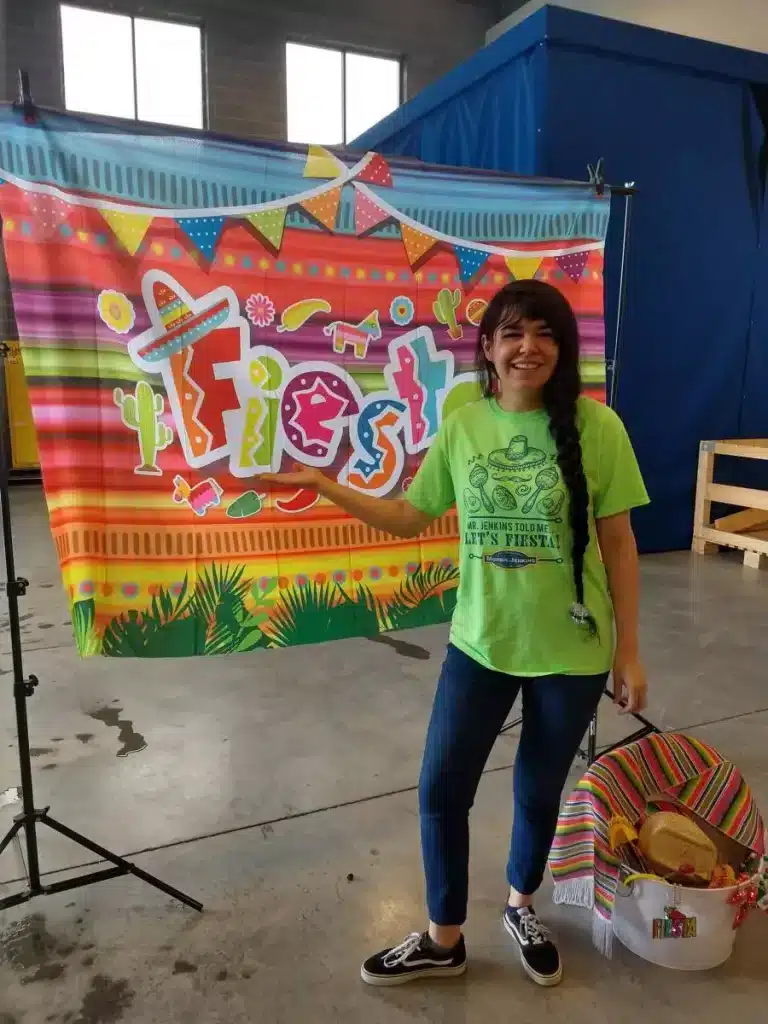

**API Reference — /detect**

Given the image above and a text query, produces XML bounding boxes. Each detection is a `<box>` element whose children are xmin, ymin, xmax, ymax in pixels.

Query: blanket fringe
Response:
<box><xmin>552</xmin><ymin>876</ymin><xmax>594</xmax><ymax>910</ymax></box>
<box><xmin>592</xmin><ymin>912</ymin><xmax>614</xmax><ymax>958</ymax></box>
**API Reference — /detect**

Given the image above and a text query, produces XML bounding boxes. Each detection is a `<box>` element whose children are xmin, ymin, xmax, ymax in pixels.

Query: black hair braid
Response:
<box><xmin>544</xmin><ymin>395</ymin><xmax>597</xmax><ymax>636</ymax></box>
<box><xmin>475</xmin><ymin>278</ymin><xmax>597</xmax><ymax>636</ymax></box>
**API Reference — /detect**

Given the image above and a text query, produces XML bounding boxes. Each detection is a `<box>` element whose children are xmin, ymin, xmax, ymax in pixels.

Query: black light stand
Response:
<box><xmin>0</xmin><ymin>290</ymin><xmax>203</xmax><ymax>910</ymax></box>
<box><xmin>499</xmin><ymin>168</ymin><xmax>659</xmax><ymax>763</ymax></box>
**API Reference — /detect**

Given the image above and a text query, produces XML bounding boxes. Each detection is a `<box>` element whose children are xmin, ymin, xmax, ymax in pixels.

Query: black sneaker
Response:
<box><xmin>503</xmin><ymin>906</ymin><xmax>562</xmax><ymax>987</ymax></box>
<box><xmin>361</xmin><ymin>931</ymin><xmax>467</xmax><ymax>987</ymax></box>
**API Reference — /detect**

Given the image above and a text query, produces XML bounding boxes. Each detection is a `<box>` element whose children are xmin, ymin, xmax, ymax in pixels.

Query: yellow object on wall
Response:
<box><xmin>3</xmin><ymin>340</ymin><xmax>40</xmax><ymax>468</ymax></box>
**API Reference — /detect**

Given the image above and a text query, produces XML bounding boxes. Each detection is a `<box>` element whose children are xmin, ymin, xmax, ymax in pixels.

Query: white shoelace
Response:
<box><xmin>382</xmin><ymin>931</ymin><xmax>424</xmax><ymax>967</ymax></box>
<box><xmin>518</xmin><ymin>911</ymin><xmax>551</xmax><ymax>946</ymax></box>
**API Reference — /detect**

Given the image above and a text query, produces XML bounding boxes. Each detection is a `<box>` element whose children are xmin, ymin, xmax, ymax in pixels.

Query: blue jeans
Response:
<box><xmin>419</xmin><ymin>644</ymin><xmax>607</xmax><ymax>925</ymax></box>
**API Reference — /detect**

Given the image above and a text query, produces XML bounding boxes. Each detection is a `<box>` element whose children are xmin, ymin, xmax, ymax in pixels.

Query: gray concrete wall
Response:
<box><xmin>2</xmin><ymin>0</ymin><xmax>501</xmax><ymax>139</ymax></box>
<box><xmin>488</xmin><ymin>1</ymin><xmax>768</xmax><ymax>52</ymax></box>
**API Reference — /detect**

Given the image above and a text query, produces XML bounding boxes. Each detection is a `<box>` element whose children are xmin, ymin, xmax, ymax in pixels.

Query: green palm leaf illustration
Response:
<box><xmin>268</xmin><ymin>581</ymin><xmax>381</xmax><ymax>648</ymax></box>
<box><xmin>383</xmin><ymin>562</ymin><xmax>460</xmax><ymax>632</ymax></box>
<box><xmin>71</xmin><ymin>598</ymin><xmax>102</xmax><ymax>656</ymax></box>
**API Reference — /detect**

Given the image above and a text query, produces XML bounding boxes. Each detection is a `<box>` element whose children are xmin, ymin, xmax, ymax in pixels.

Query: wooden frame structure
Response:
<box><xmin>693</xmin><ymin>439</ymin><xmax>768</xmax><ymax>568</ymax></box>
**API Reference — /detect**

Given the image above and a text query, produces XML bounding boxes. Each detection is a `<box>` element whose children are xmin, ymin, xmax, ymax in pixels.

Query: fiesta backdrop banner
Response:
<box><xmin>0</xmin><ymin>107</ymin><xmax>609</xmax><ymax>657</ymax></box>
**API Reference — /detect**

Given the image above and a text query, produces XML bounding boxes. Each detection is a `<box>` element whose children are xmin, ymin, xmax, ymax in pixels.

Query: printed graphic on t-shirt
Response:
<box><xmin>462</xmin><ymin>433</ymin><xmax>567</xmax><ymax>569</ymax></box>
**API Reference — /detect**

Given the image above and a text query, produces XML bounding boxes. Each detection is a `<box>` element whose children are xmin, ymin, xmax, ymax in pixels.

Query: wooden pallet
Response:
<box><xmin>693</xmin><ymin>439</ymin><xmax>768</xmax><ymax>568</ymax></box>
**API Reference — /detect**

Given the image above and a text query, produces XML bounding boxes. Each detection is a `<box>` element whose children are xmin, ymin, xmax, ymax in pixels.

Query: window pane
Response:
<box><xmin>345</xmin><ymin>54</ymin><xmax>400</xmax><ymax>142</ymax></box>
<box><xmin>286</xmin><ymin>43</ymin><xmax>343</xmax><ymax>145</ymax></box>
<box><xmin>135</xmin><ymin>19</ymin><xmax>204</xmax><ymax>129</ymax></box>
<box><xmin>60</xmin><ymin>4</ymin><xmax>135</xmax><ymax>119</ymax></box>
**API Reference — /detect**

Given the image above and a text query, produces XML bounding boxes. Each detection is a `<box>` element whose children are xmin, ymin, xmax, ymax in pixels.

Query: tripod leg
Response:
<box><xmin>42</xmin><ymin>815</ymin><xmax>203</xmax><ymax>912</ymax></box>
<box><xmin>0</xmin><ymin>817</ymin><xmax>24</xmax><ymax>859</ymax></box>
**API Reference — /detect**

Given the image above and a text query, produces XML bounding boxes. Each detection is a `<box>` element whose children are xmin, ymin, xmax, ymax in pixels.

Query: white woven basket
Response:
<box><xmin>613</xmin><ymin>871</ymin><xmax>759</xmax><ymax>970</ymax></box>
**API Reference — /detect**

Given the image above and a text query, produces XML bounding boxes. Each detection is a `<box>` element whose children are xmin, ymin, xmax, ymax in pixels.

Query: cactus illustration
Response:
<box><xmin>433</xmin><ymin>288</ymin><xmax>463</xmax><ymax>340</ymax></box>
<box><xmin>113</xmin><ymin>381</ymin><xmax>173</xmax><ymax>476</ymax></box>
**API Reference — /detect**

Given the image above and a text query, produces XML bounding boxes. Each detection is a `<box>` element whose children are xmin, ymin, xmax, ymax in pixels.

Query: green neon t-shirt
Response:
<box><xmin>405</xmin><ymin>397</ymin><xmax>649</xmax><ymax>676</ymax></box>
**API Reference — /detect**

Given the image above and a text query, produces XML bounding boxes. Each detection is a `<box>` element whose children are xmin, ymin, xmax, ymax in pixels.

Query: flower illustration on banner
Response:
<box><xmin>390</xmin><ymin>295</ymin><xmax>415</xmax><ymax>326</ymax></box>
<box><xmin>97</xmin><ymin>290</ymin><xmax>135</xmax><ymax>335</ymax></box>
<box><xmin>245</xmin><ymin>292</ymin><xmax>276</xmax><ymax>328</ymax></box>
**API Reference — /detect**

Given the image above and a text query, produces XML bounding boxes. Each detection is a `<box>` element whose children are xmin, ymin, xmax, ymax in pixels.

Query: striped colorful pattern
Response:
<box><xmin>0</xmin><ymin>106</ymin><xmax>608</xmax><ymax>657</ymax></box>
<box><xmin>550</xmin><ymin>733</ymin><xmax>765</xmax><ymax>953</ymax></box>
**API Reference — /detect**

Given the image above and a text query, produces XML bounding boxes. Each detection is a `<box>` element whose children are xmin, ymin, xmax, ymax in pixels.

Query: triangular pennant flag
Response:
<box><xmin>401</xmin><ymin>223</ymin><xmax>436</xmax><ymax>266</ymax></box>
<box><xmin>303</xmin><ymin>145</ymin><xmax>345</xmax><ymax>179</ymax></box>
<box><xmin>504</xmin><ymin>255</ymin><xmax>543</xmax><ymax>281</ymax></box>
<box><xmin>300</xmin><ymin>186</ymin><xmax>342</xmax><ymax>231</ymax></box>
<box><xmin>245</xmin><ymin>207</ymin><xmax>287</xmax><ymax>251</ymax></box>
<box><xmin>177</xmin><ymin>215</ymin><xmax>226</xmax><ymax>261</ymax></box>
<box><xmin>354</xmin><ymin>189</ymin><xmax>390</xmax><ymax>235</ymax></box>
<box><xmin>101</xmin><ymin>209</ymin><xmax>153</xmax><ymax>255</ymax></box>
<box><xmin>556</xmin><ymin>250</ymin><xmax>589</xmax><ymax>282</ymax></box>
<box><xmin>25</xmin><ymin>191</ymin><xmax>72</xmax><ymax>239</ymax></box>
<box><xmin>356</xmin><ymin>153</ymin><xmax>393</xmax><ymax>188</ymax></box>
<box><xmin>454</xmin><ymin>245</ymin><xmax>488</xmax><ymax>283</ymax></box>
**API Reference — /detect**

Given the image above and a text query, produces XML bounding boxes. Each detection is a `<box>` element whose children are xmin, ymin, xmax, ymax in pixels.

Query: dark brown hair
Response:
<box><xmin>475</xmin><ymin>280</ymin><xmax>596</xmax><ymax>634</ymax></box>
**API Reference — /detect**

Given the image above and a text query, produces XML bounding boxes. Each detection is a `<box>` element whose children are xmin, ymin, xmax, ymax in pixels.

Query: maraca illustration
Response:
<box><xmin>522</xmin><ymin>466</ymin><xmax>560</xmax><ymax>514</ymax></box>
<box><xmin>469</xmin><ymin>463</ymin><xmax>494</xmax><ymax>513</ymax></box>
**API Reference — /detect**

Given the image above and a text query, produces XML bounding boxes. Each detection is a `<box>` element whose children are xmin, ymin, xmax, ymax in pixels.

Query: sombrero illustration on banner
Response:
<box><xmin>134</xmin><ymin>281</ymin><xmax>230</xmax><ymax>364</ymax></box>
<box><xmin>127</xmin><ymin>270</ymin><xmax>250</xmax><ymax>468</ymax></box>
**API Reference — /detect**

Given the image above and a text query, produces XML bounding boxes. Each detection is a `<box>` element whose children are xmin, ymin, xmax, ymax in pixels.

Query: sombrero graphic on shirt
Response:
<box><xmin>489</xmin><ymin>434</ymin><xmax>548</xmax><ymax>477</ymax></box>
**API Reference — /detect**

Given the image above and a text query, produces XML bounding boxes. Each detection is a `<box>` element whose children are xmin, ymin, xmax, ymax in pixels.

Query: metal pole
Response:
<box><xmin>608</xmin><ymin>186</ymin><xmax>635</xmax><ymax>410</ymax></box>
<box><xmin>0</xmin><ymin>343</ymin><xmax>41</xmax><ymax>891</ymax></box>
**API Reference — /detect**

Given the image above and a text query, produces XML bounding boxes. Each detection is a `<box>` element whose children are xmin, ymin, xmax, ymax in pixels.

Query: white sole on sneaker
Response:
<box><xmin>503</xmin><ymin>915</ymin><xmax>563</xmax><ymax>987</ymax></box>
<box><xmin>360</xmin><ymin>961</ymin><xmax>467</xmax><ymax>987</ymax></box>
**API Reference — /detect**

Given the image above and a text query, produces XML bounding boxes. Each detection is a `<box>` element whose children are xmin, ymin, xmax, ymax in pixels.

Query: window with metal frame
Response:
<box><xmin>286</xmin><ymin>42</ymin><xmax>402</xmax><ymax>145</ymax></box>
<box><xmin>59</xmin><ymin>4</ymin><xmax>205</xmax><ymax>129</ymax></box>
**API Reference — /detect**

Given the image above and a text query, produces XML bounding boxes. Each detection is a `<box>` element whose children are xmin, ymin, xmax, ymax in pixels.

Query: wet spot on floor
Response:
<box><xmin>216</xmin><ymin>969</ymin><xmax>228</xmax><ymax>981</ymax></box>
<box><xmin>82</xmin><ymin>955</ymin><xmax>96</xmax><ymax>967</ymax></box>
<box><xmin>40</xmin><ymin>583</ymin><xmax>54</xmax><ymax>589</ymax></box>
<box><xmin>0</xmin><ymin>786</ymin><xmax>20</xmax><ymax>808</ymax></box>
<box><xmin>261</xmin><ymin>824</ymin><xmax>274</xmax><ymax>839</ymax></box>
<box><xmin>0</xmin><ymin>914</ymin><xmax>73</xmax><ymax>971</ymax></box>
<box><xmin>38</xmin><ymin>622</ymin><xmax>55</xmax><ymax>630</ymax></box>
<box><xmin>20</xmin><ymin>962</ymin><xmax>66</xmax><ymax>985</ymax></box>
<box><xmin>85</xmin><ymin>707</ymin><xmax>147</xmax><ymax>757</ymax></box>
<box><xmin>41</xmin><ymin>763</ymin><xmax>58</xmax><ymax>771</ymax></box>
<box><xmin>370</xmin><ymin>848</ymin><xmax>380</xmax><ymax>856</ymax></box>
<box><xmin>51</xmin><ymin>737</ymin><xmax>64</xmax><ymax>742</ymax></box>
<box><xmin>30</xmin><ymin>747</ymin><xmax>55</xmax><ymax>757</ymax></box>
<box><xmin>75</xmin><ymin>733</ymin><xmax>94</xmax><ymax>744</ymax></box>
<box><xmin>366</xmin><ymin>634</ymin><xmax>431</xmax><ymax>660</ymax></box>
<box><xmin>73</xmin><ymin>974</ymin><xmax>134</xmax><ymax>1024</ymax></box>
<box><xmin>172</xmin><ymin>960</ymin><xmax>197</xmax><ymax>974</ymax></box>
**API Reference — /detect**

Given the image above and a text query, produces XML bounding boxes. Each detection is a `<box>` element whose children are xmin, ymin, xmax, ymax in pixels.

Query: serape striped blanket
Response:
<box><xmin>549</xmin><ymin>732</ymin><xmax>765</xmax><ymax>955</ymax></box>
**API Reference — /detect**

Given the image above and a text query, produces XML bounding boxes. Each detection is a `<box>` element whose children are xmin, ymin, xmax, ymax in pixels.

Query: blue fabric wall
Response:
<box><xmin>361</xmin><ymin>45</ymin><xmax>545</xmax><ymax>176</ymax></box>
<box><xmin>542</xmin><ymin>49</ymin><xmax>766</xmax><ymax>551</ymax></box>
<box><xmin>353</xmin><ymin>8</ymin><xmax>768</xmax><ymax>552</ymax></box>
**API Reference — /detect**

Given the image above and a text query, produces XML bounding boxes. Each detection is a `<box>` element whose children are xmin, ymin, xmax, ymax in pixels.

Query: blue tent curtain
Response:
<box><xmin>543</xmin><ymin>50</ymin><xmax>766</xmax><ymax>551</ymax></box>
<box><xmin>372</xmin><ymin>46</ymin><xmax>545</xmax><ymax>176</ymax></box>
<box><xmin>352</xmin><ymin>8</ymin><xmax>768</xmax><ymax>552</ymax></box>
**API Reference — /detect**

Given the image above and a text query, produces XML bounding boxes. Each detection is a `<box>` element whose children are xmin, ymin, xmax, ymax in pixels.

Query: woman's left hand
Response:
<box><xmin>612</xmin><ymin>654</ymin><xmax>648</xmax><ymax>714</ymax></box>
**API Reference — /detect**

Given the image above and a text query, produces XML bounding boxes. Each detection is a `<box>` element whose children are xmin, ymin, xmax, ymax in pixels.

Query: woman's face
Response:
<box><xmin>482</xmin><ymin>316</ymin><xmax>559</xmax><ymax>394</ymax></box>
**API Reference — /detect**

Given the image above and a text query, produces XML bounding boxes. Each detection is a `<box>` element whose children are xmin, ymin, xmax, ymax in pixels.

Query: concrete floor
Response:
<box><xmin>1</xmin><ymin>486</ymin><xmax>767</xmax><ymax>1023</ymax></box>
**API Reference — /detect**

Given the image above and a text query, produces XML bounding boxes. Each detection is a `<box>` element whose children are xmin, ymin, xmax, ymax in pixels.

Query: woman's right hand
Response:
<box><xmin>260</xmin><ymin>463</ymin><xmax>325</xmax><ymax>491</ymax></box>
<box><xmin>258</xmin><ymin>462</ymin><xmax>431</xmax><ymax>539</ymax></box>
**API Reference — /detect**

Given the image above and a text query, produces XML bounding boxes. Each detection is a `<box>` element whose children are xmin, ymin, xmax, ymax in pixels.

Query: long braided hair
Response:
<box><xmin>475</xmin><ymin>280</ymin><xmax>596</xmax><ymax>635</ymax></box>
